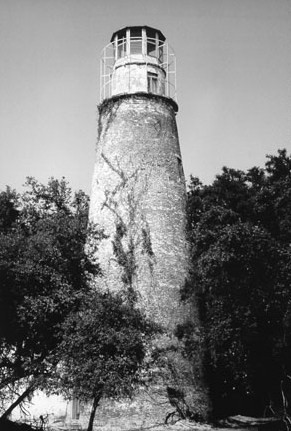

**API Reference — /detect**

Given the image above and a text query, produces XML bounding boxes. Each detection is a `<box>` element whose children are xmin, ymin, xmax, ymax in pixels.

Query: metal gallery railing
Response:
<box><xmin>99</xmin><ymin>38</ymin><xmax>177</xmax><ymax>103</ymax></box>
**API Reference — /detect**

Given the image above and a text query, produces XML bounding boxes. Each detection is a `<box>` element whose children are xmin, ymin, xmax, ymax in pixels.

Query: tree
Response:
<box><xmin>53</xmin><ymin>290</ymin><xmax>156</xmax><ymax>431</ymax></box>
<box><xmin>0</xmin><ymin>188</ymin><xmax>19</xmax><ymax>232</ymax></box>
<box><xmin>183</xmin><ymin>149</ymin><xmax>291</xmax><ymax>417</ymax></box>
<box><xmin>0</xmin><ymin>178</ymin><xmax>100</xmax><ymax>415</ymax></box>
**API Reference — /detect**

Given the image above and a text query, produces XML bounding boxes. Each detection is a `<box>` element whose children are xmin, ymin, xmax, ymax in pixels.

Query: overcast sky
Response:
<box><xmin>0</xmin><ymin>0</ymin><xmax>290</xmax><ymax>194</ymax></box>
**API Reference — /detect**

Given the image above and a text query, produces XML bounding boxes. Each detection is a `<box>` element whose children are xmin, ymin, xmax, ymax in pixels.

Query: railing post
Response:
<box><xmin>100</xmin><ymin>54</ymin><xmax>102</xmax><ymax>103</ymax></box>
<box><xmin>174</xmin><ymin>54</ymin><xmax>177</xmax><ymax>102</ymax></box>
<box><xmin>167</xmin><ymin>43</ymin><xmax>169</xmax><ymax>98</ymax></box>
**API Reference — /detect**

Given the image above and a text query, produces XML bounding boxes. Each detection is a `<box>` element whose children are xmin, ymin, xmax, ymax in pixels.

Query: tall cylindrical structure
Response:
<box><xmin>89</xmin><ymin>26</ymin><xmax>209</xmax><ymax>421</ymax></box>
<box><xmin>91</xmin><ymin>26</ymin><xmax>186</xmax><ymax>329</ymax></box>
<box><xmin>90</xmin><ymin>94</ymin><xmax>187</xmax><ymax>329</ymax></box>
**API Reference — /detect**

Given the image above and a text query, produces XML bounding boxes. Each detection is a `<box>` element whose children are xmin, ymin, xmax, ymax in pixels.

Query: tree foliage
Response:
<box><xmin>0</xmin><ymin>177</ymin><xmax>99</xmax><ymax>413</ymax></box>
<box><xmin>0</xmin><ymin>177</ymin><xmax>156</xmax><ymax>429</ymax></box>
<box><xmin>54</xmin><ymin>290</ymin><xmax>156</xmax><ymax>431</ymax></box>
<box><xmin>184</xmin><ymin>149</ymin><xmax>291</xmax><ymax>417</ymax></box>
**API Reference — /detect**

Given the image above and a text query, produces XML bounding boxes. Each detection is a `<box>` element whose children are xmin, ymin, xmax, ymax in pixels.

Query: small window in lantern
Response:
<box><xmin>147</xmin><ymin>72</ymin><xmax>158</xmax><ymax>94</ymax></box>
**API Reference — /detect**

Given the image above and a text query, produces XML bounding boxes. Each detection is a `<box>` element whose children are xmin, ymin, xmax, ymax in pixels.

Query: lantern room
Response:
<box><xmin>111</xmin><ymin>26</ymin><xmax>165</xmax><ymax>63</ymax></box>
<box><xmin>100</xmin><ymin>26</ymin><xmax>177</xmax><ymax>102</ymax></box>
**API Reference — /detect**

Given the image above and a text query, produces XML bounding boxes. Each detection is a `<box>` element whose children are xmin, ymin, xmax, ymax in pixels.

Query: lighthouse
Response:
<box><xmin>89</xmin><ymin>26</ymin><xmax>208</xmax><ymax>419</ymax></box>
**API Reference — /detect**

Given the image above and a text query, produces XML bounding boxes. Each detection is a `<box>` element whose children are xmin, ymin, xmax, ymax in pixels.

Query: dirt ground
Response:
<box><xmin>69</xmin><ymin>419</ymin><xmax>255</xmax><ymax>431</ymax></box>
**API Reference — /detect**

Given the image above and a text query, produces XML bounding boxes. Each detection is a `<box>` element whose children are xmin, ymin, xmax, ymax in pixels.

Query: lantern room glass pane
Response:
<box><xmin>117</xmin><ymin>38</ymin><xmax>126</xmax><ymax>58</ymax></box>
<box><xmin>130</xmin><ymin>28</ymin><xmax>142</xmax><ymax>54</ymax></box>
<box><xmin>146</xmin><ymin>28</ymin><xmax>157</xmax><ymax>57</ymax></box>
<box><xmin>116</xmin><ymin>30</ymin><xmax>126</xmax><ymax>59</ymax></box>
<box><xmin>130</xmin><ymin>28</ymin><xmax>142</xmax><ymax>38</ymax></box>
<box><xmin>147</xmin><ymin>39</ymin><xmax>156</xmax><ymax>57</ymax></box>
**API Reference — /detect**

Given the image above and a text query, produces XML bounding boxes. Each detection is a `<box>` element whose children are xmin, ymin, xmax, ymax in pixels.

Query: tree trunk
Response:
<box><xmin>1</xmin><ymin>384</ymin><xmax>35</xmax><ymax>419</ymax></box>
<box><xmin>87</xmin><ymin>392</ymin><xmax>102</xmax><ymax>431</ymax></box>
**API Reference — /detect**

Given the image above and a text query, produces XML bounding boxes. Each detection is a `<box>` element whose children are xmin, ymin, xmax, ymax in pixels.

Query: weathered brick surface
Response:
<box><xmin>90</xmin><ymin>94</ymin><xmax>188</xmax><ymax>327</ymax></box>
<box><xmin>89</xmin><ymin>93</ymin><xmax>209</xmax><ymax>420</ymax></box>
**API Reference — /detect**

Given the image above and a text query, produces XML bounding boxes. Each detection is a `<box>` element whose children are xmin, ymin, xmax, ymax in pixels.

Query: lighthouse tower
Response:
<box><xmin>90</xmin><ymin>26</ymin><xmax>186</xmax><ymax>325</ymax></box>
<box><xmin>89</xmin><ymin>26</ymin><xmax>208</xmax><ymax>419</ymax></box>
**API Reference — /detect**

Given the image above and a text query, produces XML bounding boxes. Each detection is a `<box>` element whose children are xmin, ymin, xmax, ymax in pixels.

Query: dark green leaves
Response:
<box><xmin>0</xmin><ymin>178</ymin><xmax>99</xmax><ymax>410</ymax></box>
<box><xmin>185</xmin><ymin>149</ymin><xmax>291</xmax><ymax>417</ymax></box>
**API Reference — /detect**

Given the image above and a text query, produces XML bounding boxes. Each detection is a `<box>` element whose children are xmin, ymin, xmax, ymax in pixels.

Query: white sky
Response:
<box><xmin>0</xmin><ymin>0</ymin><xmax>290</xmax><ymax>194</ymax></box>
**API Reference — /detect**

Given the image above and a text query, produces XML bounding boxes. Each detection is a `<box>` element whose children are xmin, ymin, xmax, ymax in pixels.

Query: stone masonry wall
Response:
<box><xmin>90</xmin><ymin>93</ymin><xmax>187</xmax><ymax>328</ymax></box>
<box><xmin>89</xmin><ymin>93</ymin><xmax>209</xmax><ymax>419</ymax></box>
